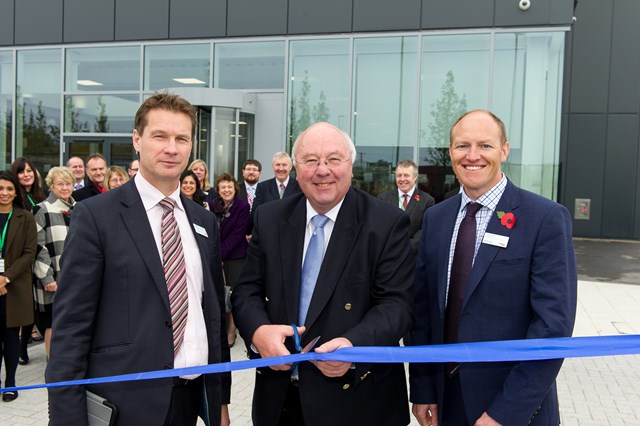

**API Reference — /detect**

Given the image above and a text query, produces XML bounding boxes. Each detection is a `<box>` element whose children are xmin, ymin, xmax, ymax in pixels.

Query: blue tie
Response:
<box><xmin>299</xmin><ymin>214</ymin><xmax>330</xmax><ymax>325</ymax></box>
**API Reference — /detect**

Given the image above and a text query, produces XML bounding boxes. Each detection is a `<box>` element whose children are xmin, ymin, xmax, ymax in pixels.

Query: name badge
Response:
<box><xmin>0</xmin><ymin>258</ymin><xmax>4</xmax><ymax>273</ymax></box>
<box><xmin>193</xmin><ymin>224</ymin><xmax>208</xmax><ymax>237</ymax></box>
<box><xmin>482</xmin><ymin>232</ymin><xmax>509</xmax><ymax>248</ymax></box>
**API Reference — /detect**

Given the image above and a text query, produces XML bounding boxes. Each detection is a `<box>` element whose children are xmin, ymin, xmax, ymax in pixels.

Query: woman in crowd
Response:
<box><xmin>0</xmin><ymin>171</ymin><xmax>36</xmax><ymax>402</ymax></box>
<box><xmin>10</xmin><ymin>158</ymin><xmax>46</xmax><ymax>365</ymax></box>
<box><xmin>180</xmin><ymin>169</ymin><xmax>209</xmax><ymax>210</ymax></box>
<box><xmin>188</xmin><ymin>159</ymin><xmax>217</xmax><ymax>202</ymax></box>
<box><xmin>103</xmin><ymin>165</ymin><xmax>129</xmax><ymax>191</ymax></box>
<box><xmin>211</xmin><ymin>173</ymin><xmax>249</xmax><ymax>347</ymax></box>
<box><xmin>33</xmin><ymin>167</ymin><xmax>75</xmax><ymax>358</ymax></box>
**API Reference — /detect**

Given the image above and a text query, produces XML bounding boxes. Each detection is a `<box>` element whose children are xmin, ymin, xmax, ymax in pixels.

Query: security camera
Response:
<box><xmin>519</xmin><ymin>0</ymin><xmax>531</xmax><ymax>11</ymax></box>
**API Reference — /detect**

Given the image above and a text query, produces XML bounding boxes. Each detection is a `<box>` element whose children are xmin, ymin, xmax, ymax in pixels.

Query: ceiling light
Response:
<box><xmin>173</xmin><ymin>78</ymin><xmax>205</xmax><ymax>85</ymax></box>
<box><xmin>77</xmin><ymin>80</ymin><xmax>103</xmax><ymax>86</ymax></box>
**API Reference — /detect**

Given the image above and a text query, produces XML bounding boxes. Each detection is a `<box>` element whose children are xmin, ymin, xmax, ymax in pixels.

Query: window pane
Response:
<box><xmin>17</xmin><ymin>49</ymin><xmax>62</xmax><ymax>172</ymax></box>
<box><xmin>64</xmin><ymin>94</ymin><xmax>138</xmax><ymax>133</ymax></box>
<box><xmin>288</xmin><ymin>39</ymin><xmax>350</xmax><ymax>149</ymax></box>
<box><xmin>66</xmin><ymin>46</ymin><xmax>140</xmax><ymax>91</ymax></box>
<box><xmin>352</xmin><ymin>36</ymin><xmax>418</xmax><ymax>196</ymax></box>
<box><xmin>215</xmin><ymin>41</ymin><xmax>284</xmax><ymax>89</ymax></box>
<box><xmin>145</xmin><ymin>43</ymin><xmax>210</xmax><ymax>91</ymax></box>
<box><xmin>212</xmin><ymin>108</ymin><xmax>236</xmax><ymax>177</ymax></box>
<box><xmin>419</xmin><ymin>33</ymin><xmax>491</xmax><ymax>200</ymax></box>
<box><xmin>0</xmin><ymin>51</ymin><xmax>13</xmax><ymax>169</ymax></box>
<box><xmin>493</xmin><ymin>32</ymin><xmax>565</xmax><ymax>199</ymax></box>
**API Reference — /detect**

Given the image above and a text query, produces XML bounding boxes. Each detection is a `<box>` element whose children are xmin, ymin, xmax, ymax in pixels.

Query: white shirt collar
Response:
<box><xmin>134</xmin><ymin>172</ymin><xmax>184</xmax><ymax>213</ymax></box>
<box><xmin>397</xmin><ymin>186</ymin><xmax>416</xmax><ymax>199</ymax></box>
<box><xmin>305</xmin><ymin>198</ymin><xmax>344</xmax><ymax>226</ymax></box>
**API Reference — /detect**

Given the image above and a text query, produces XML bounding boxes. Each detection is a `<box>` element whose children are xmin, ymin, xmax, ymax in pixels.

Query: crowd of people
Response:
<box><xmin>0</xmin><ymin>92</ymin><xmax>577</xmax><ymax>426</ymax></box>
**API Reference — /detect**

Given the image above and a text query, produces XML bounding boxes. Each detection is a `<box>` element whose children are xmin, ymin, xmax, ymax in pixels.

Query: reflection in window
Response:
<box><xmin>352</xmin><ymin>36</ymin><xmax>418</xmax><ymax>196</ymax></box>
<box><xmin>66</xmin><ymin>46</ymin><xmax>140</xmax><ymax>91</ymax></box>
<box><xmin>17</xmin><ymin>49</ymin><xmax>62</xmax><ymax>172</ymax></box>
<box><xmin>215</xmin><ymin>41</ymin><xmax>284</xmax><ymax>90</ymax></box>
<box><xmin>0</xmin><ymin>51</ymin><xmax>13</xmax><ymax>169</ymax></box>
<box><xmin>145</xmin><ymin>44</ymin><xmax>210</xmax><ymax>91</ymax></box>
<box><xmin>64</xmin><ymin>94</ymin><xmax>139</xmax><ymax>133</ymax></box>
<box><xmin>288</xmin><ymin>39</ymin><xmax>350</xmax><ymax>149</ymax></box>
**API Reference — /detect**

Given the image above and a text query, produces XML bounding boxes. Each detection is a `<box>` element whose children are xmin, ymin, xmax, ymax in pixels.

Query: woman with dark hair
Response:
<box><xmin>180</xmin><ymin>169</ymin><xmax>209</xmax><ymax>210</ymax></box>
<box><xmin>0</xmin><ymin>170</ymin><xmax>37</xmax><ymax>401</ymax></box>
<box><xmin>211</xmin><ymin>173</ymin><xmax>249</xmax><ymax>347</ymax></box>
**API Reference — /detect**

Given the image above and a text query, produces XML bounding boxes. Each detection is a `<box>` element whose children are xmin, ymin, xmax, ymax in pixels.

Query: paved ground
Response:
<box><xmin>2</xmin><ymin>238</ymin><xmax>640</xmax><ymax>425</ymax></box>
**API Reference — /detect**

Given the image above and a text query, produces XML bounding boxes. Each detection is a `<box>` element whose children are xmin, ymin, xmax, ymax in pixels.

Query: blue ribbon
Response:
<box><xmin>2</xmin><ymin>334</ymin><xmax>639</xmax><ymax>393</ymax></box>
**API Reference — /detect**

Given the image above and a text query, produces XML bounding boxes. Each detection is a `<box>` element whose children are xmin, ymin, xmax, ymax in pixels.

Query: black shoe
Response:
<box><xmin>18</xmin><ymin>357</ymin><xmax>29</xmax><ymax>365</ymax></box>
<box><xmin>2</xmin><ymin>391</ymin><xmax>18</xmax><ymax>402</ymax></box>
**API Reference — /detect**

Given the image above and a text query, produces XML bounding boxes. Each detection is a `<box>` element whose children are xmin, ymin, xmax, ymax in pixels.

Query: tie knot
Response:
<box><xmin>159</xmin><ymin>197</ymin><xmax>177</xmax><ymax>211</ymax></box>
<box><xmin>311</xmin><ymin>214</ymin><xmax>329</xmax><ymax>229</ymax></box>
<box><xmin>402</xmin><ymin>193</ymin><xmax>409</xmax><ymax>198</ymax></box>
<box><xmin>465</xmin><ymin>202</ymin><xmax>482</xmax><ymax>217</ymax></box>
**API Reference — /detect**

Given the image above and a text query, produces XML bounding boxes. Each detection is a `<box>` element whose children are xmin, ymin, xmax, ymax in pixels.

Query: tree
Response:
<box><xmin>94</xmin><ymin>95</ymin><xmax>110</xmax><ymax>132</ymax></box>
<box><xmin>288</xmin><ymin>71</ymin><xmax>331</xmax><ymax>149</ymax></box>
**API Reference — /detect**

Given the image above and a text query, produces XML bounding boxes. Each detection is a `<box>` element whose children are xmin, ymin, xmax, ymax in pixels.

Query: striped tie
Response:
<box><xmin>159</xmin><ymin>197</ymin><xmax>189</xmax><ymax>356</ymax></box>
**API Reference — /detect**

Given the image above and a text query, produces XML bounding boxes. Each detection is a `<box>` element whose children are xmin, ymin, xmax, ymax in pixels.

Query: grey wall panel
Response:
<box><xmin>353</xmin><ymin>0</ymin><xmax>420</xmax><ymax>32</ymax></box>
<box><xmin>115</xmin><ymin>0</ymin><xmax>169</xmax><ymax>41</ymax></box>
<box><xmin>170</xmin><ymin>0</ymin><xmax>226</xmax><ymax>38</ymax></box>
<box><xmin>64</xmin><ymin>0</ymin><xmax>115</xmax><ymax>43</ymax></box>
<box><xmin>0</xmin><ymin>0</ymin><xmax>14</xmax><ymax>46</ymax></box>
<box><xmin>422</xmin><ymin>0</ymin><xmax>493</xmax><ymax>29</ymax></box>
<box><xmin>608</xmin><ymin>0</ymin><xmax>640</xmax><ymax>114</ymax></box>
<box><xmin>227</xmin><ymin>0</ymin><xmax>287</xmax><ymax>36</ymax></box>
<box><xmin>602</xmin><ymin>114</ymin><xmax>638</xmax><ymax>238</ymax></box>
<box><xmin>565</xmin><ymin>114</ymin><xmax>607</xmax><ymax>237</ymax></box>
<box><xmin>568</xmin><ymin>0</ymin><xmax>612</xmax><ymax>114</ymax></box>
<box><xmin>550</xmin><ymin>0</ymin><xmax>575</xmax><ymax>24</ymax></box>
<box><xmin>15</xmin><ymin>0</ymin><xmax>63</xmax><ymax>45</ymax></box>
<box><xmin>495</xmin><ymin>0</ymin><xmax>573</xmax><ymax>27</ymax></box>
<box><xmin>288</xmin><ymin>0</ymin><xmax>352</xmax><ymax>35</ymax></box>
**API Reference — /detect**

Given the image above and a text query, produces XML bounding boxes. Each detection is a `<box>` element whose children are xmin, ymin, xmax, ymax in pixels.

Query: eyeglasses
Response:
<box><xmin>243</xmin><ymin>167</ymin><xmax>260</xmax><ymax>172</ymax></box>
<box><xmin>53</xmin><ymin>182</ymin><xmax>73</xmax><ymax>188</ymax></box>
<box><xmin>295</xmin><ymin>157</ymin><xmax>351</xmax><ymax>170</ymax></box>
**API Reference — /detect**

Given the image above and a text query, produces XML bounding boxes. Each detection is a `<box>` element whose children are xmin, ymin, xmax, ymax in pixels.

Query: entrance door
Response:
<box><xmin>64</xmin><ymin>136</ymin><xmax>134</xmax><ymax>168</ymax></box>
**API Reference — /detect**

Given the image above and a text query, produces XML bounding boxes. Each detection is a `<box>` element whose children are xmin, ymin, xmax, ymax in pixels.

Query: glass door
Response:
<box><xmin>64</xmin><ymin>136</ymin><xmax>134</xmax><ymax>167</ymax></box>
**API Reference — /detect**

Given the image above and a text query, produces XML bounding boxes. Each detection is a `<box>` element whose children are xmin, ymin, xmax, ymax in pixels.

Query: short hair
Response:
<box><xmin>396</xmin><ymin>160</ymin><xmax>418</xmax><ymax>176</ymax></box>
<box><xmin>128</xmin><ymin>159</ymin><xmax>139</xmax><ymax>169</ymax></box>
<box><xmin>449</xmin><ymin>109</ymin><xmax>508</xmax><ymax>146</ymax></box>
<box><xmin>180</xmin><ymin>169</ymin><xmax>207</xmax><ymax>206</ymax></box>
<box><xmin>66</xmin><ymin>156</ymin><xmax>84</xmax><ymax>167</ymax></box>
<box><xmin>216</xmin><ymin>172</ymin><xmax>239</xmax><ymax>194</ymax></box>
<box><xmin>10</xmin><ymin>157</ymin><xmax>46</xmax><ymax>203</ymax></box>
<box><xmin>0</xmin><ymin>170</ymin><xmax>25</xmax><ymax>210</ymax></box>
<box><xmin>45</xmin><ymin>166</ymin><xmax>74</xmax><ymax>188</ymax></box>
<box><xmin>103</xmin><ymin>166</ymin><xmax>130</xmax><ymax>191</ymax></box>
<box><xmin>135</xmin><ymin>91</ymin><xmax>197</xmax><ymax>139</ymax></box>
<box><xmin>272</xmin><ymin>151</ymin><xmax>292</xmax><ymax>165</ymax></box>
<box><xmin>291</xmin><ymin>122</ymin><xmax>357</xmax><ymax>164</ymax></box>
<box><xmin>86</xmin><ymin>153</ymin><xmax>107</xmax><ymax>165</ymax></box>
<box><xmin>243</xmin><ymin>159</ymin><xmax>262</xmax><ymax>171</ymax></box>
<box><xmin>188</xmin><ymin>159</ymin><xmax>211</xmax><ymax>191</ymax></box>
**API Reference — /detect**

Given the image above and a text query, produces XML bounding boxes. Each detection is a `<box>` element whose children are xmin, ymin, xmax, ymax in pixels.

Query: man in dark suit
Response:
<box><xmin>252</xmin><ymin>151</ymin><xmax>301</xmax><ymax>212</ymax></box>
<box><xmin>46</xmin><ymin>93</ymin><xmax>230</xmax><ymax>426</ymax></box>
<box><xmin>237</xmin><ymin>159</ymin><xmax>262</xmax><ymax>211</ymax></box>
<box><xmin>71</xmin><ymin>153</ymin><xmax>107</xmax><ymax>201</ymax></box>
<box><xmin>378</xmin><ymin>159</ymin><xmax>435</xmax><ymax>257</ymax></box>
<box><xmin>232</xmin><ymin>122</ymin><xmax>414</xmax><ymax>426</ymax></box>
<box><xmin>409</xmin><ymin>110</ymin><xmax>577</xmax><ymax>426</ymax></box>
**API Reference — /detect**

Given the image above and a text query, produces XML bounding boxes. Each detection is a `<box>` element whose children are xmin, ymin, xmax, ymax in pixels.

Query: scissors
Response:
<box><xmin>291</xmin><ymin>324</ymin><xmax>321</xmax><ymax>366</ymax></box>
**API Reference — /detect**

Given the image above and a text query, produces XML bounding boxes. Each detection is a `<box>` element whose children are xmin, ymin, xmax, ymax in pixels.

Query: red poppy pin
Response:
<box><xmin>414</xmin><ymin>194</ymin><xmax>420</xmax><ymax>202</ymax></box>
<box><xmin>62</xmin><ymin>210</ymin><xmax>68</xmax><ymax>215</ymax></box>
<box><xmin>497</xmin><ymin>211</ymin><xmax>516</xmax><ymax>229</ymax></box>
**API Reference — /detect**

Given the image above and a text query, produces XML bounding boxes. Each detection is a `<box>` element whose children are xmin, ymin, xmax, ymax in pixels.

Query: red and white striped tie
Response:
<box><xmin>159</xmin><ymin>197</ymin><xmax>188</xmax><ymax>356</ymax></box>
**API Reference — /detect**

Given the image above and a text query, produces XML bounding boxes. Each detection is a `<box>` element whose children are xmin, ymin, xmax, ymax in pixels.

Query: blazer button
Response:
<box><xmin>265</xmin><ymin>297</ymin><xmax>269</xmax><ymax>302</ymax></box>
<box><xmin>342</xmin><ymin>383</ymin><xmax>350</xmax><ymax>390</ymax></box>
<box><xmin>344</xmin><ymin>303</ymin><xmax>352</xmax><ymax>311</ymax></box>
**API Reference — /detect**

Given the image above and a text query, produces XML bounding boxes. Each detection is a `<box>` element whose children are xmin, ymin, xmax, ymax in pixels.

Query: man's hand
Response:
<box><xmin>220</xmin><ymin>404</ymin><xmax>230</xmax><ymax>426</ymax></box>
<box><xmin>251</xmin><ymin>324</ymin><xmax>305</xmax><ymax>371</ymax></box>
<box><xmin>475</xmin><ymin>411</ymin><xmax>502</xmax><ymax>426</ymax></box>
<box><xmin>412</xmin><ymin>403</ymin><xmax>438</xmax><ymax>426</ymax></box>
<box><xmin>313</xmin><ymin>337</ymin><xmax>353</xmax><ymax>377</ymax></box>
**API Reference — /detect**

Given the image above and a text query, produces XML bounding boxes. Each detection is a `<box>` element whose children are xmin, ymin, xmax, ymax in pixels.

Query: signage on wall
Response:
<box><xmin>574</xmin><ymin>198</ymin><xmax>590</xmax><ymax>220</ymax></box>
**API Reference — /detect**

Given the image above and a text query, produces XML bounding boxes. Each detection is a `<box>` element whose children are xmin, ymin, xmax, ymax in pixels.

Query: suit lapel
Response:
<box><xmin>280</xmin><ymin>198</ymin><xmax>307</xmax><ymax>324</ymax></box>
<box><xmin>438</xmin><ymin>196</ymin><xmax>462</xmax><ymax>318</ymax></box>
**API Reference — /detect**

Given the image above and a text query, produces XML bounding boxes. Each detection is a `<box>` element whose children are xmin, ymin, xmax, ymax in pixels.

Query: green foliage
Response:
<box><xmin>289</xmin><ymin>71</ymin><xmax>331</xmax><ymax>148</ymax></box>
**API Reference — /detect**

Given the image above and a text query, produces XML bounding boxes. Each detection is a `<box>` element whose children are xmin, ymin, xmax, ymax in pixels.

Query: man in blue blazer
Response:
<box><xmin>46</xmin><ymin>93</ymin><xmax>230</xmax><ymax>426</ymax></box>
<box><xmin>409</xmin><ymin>110</ymin><xmax>577</xmax><ymax>426</ymax></box>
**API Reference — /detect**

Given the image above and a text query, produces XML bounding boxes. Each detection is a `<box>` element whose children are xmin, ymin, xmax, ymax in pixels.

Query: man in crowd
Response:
<box><xmin>47</xmin><ymin>92</ymin><xmax>231</xmax><ymax>426</ymax></box>
<box><xmin>237</xmin><ymin>159</ymin><xmax>262</xmax><ymax>212</ymax></box>
<box><xmin>252</xmin><ymin>151</ymin><xmax>301</xmax><ymax>215</ymax></box>
<box><xmin>66</xmin><ymin>156</ymin><xmax>85</xmax><ymax>190</ymax></box>
<box><xmin>128</xmin><ymin>159</ymin><xmax>140</xmax><ymax>177</ymax></box>
<box><xmin>232</xmin><ymin>122</ymin><xmax>414</xmax><ymax>426</ymax></box>
<box><xmin>378</xmin><ymin>159</ymin><xmax>435</xmax><ymax>257</ymax></box>
<box><xmin>72</xmin><ymin>153</ymin><xmax>107</xmax><ymax>201</ymax></box>
<box><xmin>409</xmin><ymin>110</ymin><xmax>577</xmax><ymax>426</ymax></box>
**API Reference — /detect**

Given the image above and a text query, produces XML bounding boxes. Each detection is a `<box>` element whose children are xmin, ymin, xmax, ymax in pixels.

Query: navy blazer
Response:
<box><xmin>232</xmin><ymin>188</ymin><xmax>414</xmax><ymax>426</ymax></box>
<box><xmin>46</xmin><ymin>180</ymin><xmax>230</xmax><ymax>426</ymax></box>
<box><xmin>409</xmin><ymin>180</ymin><xmax>577</xmax><ymax>425</ymax></box>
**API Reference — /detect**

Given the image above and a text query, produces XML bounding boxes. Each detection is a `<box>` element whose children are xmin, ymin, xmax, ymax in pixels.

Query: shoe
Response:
<box><xmin>18</xmin><ymin>357</ymin><xmax>29</xmax><ymax>365</ymax></box>
<box><xmin>32</xmin><ymin>334</ymin><xmax>43</xmax><ymax>342</ymax></box>
<box><xmin>2</xmin><ymin>391</ymin><xmax>18</xmax><ymax>402</ymax></box>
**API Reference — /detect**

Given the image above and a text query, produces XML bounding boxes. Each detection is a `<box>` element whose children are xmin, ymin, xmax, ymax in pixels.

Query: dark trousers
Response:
<box><xmin>278</xmin><ymin>382</ymin><xmax>305</xmax><ymax>426</ymax></box>
<box><xmin>19</xmin><ymin>323</ymin><xmax>33</xmax><ymax>360</ymax></box>
<box><xmin>442</xmin><ymin>372</ymin><xmax>470</xmax><ymax>425</ymax></box>
<box><xmin>163</xmin><ymin>376</ymin><xmax>202</xmax><ymax>426</ymax></box>
<box><xmin>0</xmin><ymin>297</ymin><xmax>20</xmax><ymax>387</ymax></box>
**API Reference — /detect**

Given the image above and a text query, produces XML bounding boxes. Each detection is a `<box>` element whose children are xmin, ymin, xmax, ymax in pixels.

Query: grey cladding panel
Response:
<box><xmin>353</xmin><ymin>0</ymin><xmax>420</xmax><ymax>32</ymax></box>
<box><xmin>227</xmin><ymin>0</ymin><xmax>287</xmax><ymax>36</ymax></box>
<box><xmin>115</xmin><ymin>0</ymin><xmax>169</xmax><ymax>41</ymax></box>
<box><xmin>15</xmin><ymin>0</ymin><xmax>63</xmax><ymax>45</ymax></box>
<box><xmin>608</xmin><ymin>0</ymin><xmax>640</xmax><ymax>114</ymax></box>
<box><xmin>170</xmin><ymin>0</ymin><xmax>226</xmax><ymax>38</ymax></box>
<box><xmin>422</xmin><ymin>0</ymin><xmax>493</xmax><ymax>29</ymax></box>
<box><xmin>64</xmin><ymin>0</ymin><xmax>115</xmax><ymax>43</ymax></box>
<box><xmin>495</xmin><ymin>0</ymin><xmax>573</xmax><ymax>27</ymax></box>
<box><xmin>602</xmin><ymin>115</ymin><xmax>638</xmax><ymax>238</ymax></box>
<box><xmin>0</xmin><ymin>0</ymin><xmax>14</xmax><ymax>46</ymax></box>
<box><xmin>288</xmin><ymin>0</ymin><xmax>353</xmax><ymax>35</ymax></box>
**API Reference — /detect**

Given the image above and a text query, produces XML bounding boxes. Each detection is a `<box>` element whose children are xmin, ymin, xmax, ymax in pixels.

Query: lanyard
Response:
<box><xmin>27</xmin><ymin>194</ymin><xmax>36</xmax><ymax>207</ymax></box>
<box><xmin>0</xmin><ymin>209</ymin><xmax>13</xmax><ymax>255</ymax></box>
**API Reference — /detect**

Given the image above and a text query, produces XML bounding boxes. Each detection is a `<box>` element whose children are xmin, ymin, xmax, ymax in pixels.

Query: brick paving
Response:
<box><xmin>2</xmin><ymin>280</ymin><xmax>640</xmax><ymax>425</ymax></box>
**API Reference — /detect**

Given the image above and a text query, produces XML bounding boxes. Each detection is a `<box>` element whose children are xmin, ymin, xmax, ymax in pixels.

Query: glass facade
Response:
<box><xmin>0</xmin><ymin>29</ymin><xmax>566</xmax><ymax>200</ymax></box>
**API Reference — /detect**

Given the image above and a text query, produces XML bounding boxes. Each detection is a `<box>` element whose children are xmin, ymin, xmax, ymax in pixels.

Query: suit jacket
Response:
<box><xmin>409</xmin><ymin>180</ymin><xmax>577</xmax><ymax>426</ymax></box>
<box><xmin>214</xmin><ymin>196</ymin><xmax>250</xmax><ymax>261</ymax></box>
<box><xmin>46</xmin><ymin>180</ymin><xmax>230</xmax><ymax>426</ymax></box>
<box><xmin>378</xmin><ymin>187</ymin><xmax>435</xmax><ymax>256</ymax></box>
<box><xmin>232</xmin><ymin>188</ymin><xmax>414</xmax><ymax>426</ymax></box>
<box><xmin>72</xmin><ymin>179</ymin><xmax>103</xmax><ymax>202</ymax></box>
<box><xmin>249</xmin><ymin>177</ymin><xmax>301</xmax><ymax>235</ymax></box>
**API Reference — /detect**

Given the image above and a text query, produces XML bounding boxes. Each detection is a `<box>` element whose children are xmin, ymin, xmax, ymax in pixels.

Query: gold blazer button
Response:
<box><xmin>342</xmin><ymin>383</ymin><xmax>350</xmax><ymax>390</ymax></box>
<box><xmin>344</xmin><ymin>303</ymin><xmax>352</xmax><ymax>310</ymax></box>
